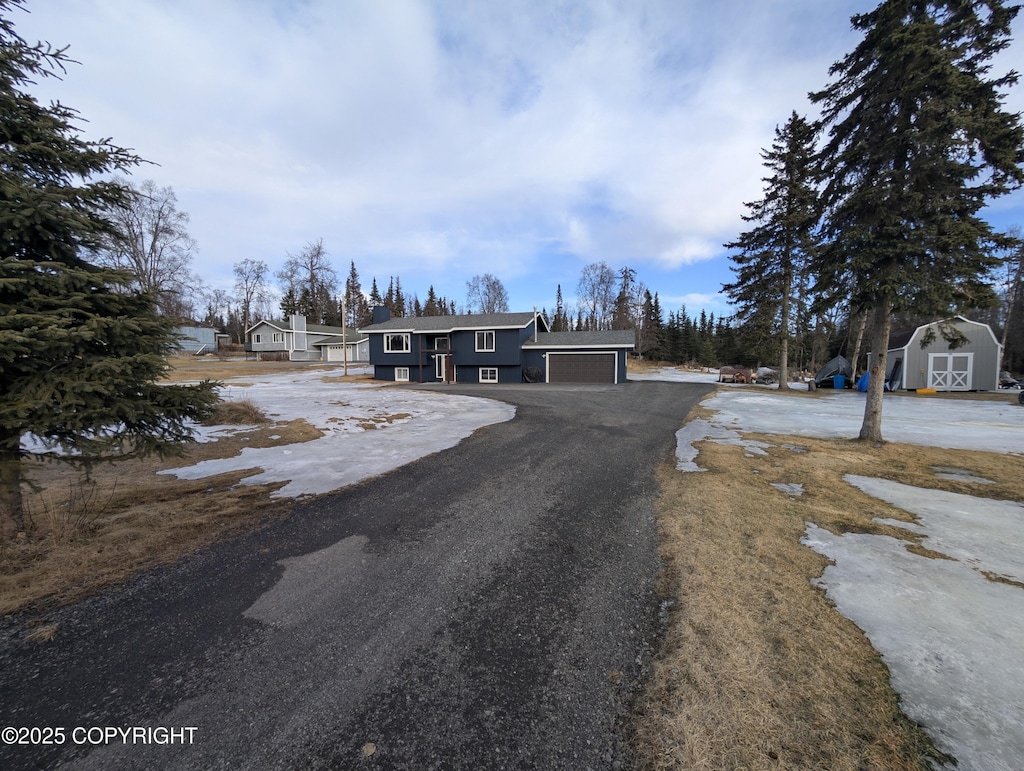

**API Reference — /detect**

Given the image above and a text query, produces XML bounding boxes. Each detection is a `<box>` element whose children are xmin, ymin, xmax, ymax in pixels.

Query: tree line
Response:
<box><xmin>82</xmin><ymin>168</ymin><xmax>1024</xmax><ymax>385</ymax></box>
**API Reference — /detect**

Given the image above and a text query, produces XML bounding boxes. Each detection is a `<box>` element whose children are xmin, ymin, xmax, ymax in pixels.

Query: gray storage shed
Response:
<box><xmin>870</xmin><ymin>316</ymin><xmax>1002</xmax><ymax>391</ymax></box>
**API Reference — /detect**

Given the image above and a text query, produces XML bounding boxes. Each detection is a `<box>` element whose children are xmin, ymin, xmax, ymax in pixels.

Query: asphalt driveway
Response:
<box><xmin>0</xmin><ymin>380</ymin><xmax>712</xmax><ymax>770</ymax></box>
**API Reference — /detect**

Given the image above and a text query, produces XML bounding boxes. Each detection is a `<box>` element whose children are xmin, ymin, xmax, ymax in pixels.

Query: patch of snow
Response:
<box><xmin>804</xmin><ymin>518</ymin><xmax>1024</xmax><ymax>771</ymax></box>
<box><xmin>688</xmin><ymin>386</ymin><xmax>1024</xmax><ymax>770</ymax></box>
<box><xmin>845</xmin><ymin>475</ymin><xmax>1024</xmax><ymax>584</ymax></box>
<box><xmin>703</xmin><ymin>390</ymin><xmax>1024</xmax><ymax>454</ymax></box>
<box><xmin>770</xmin><ymin>482</ymin><xmax>804</xmax><ymax>497</ymax></box>
<box><xmin>630</xmin><ymin>367</ymin><xmax>721</xmax><ymax>384</ymax></box>
<box><xmin>160</xmin><ymin>369</ymin><xmax>515</xmax><ymax>498</ymax></box>
<box><xmin>673</xmin><ymin>420</ymin><xmax>771</xmax><ymax>470</ymax></box>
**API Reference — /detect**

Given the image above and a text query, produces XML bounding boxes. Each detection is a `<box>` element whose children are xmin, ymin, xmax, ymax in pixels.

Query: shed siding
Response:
<box><xmin>877</xmin><ymin>318</ymin><xmax>1001</xmax><ymax>391</ymax></box>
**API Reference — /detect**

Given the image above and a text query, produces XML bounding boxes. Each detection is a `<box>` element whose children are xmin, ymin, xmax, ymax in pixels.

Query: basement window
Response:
<box><xmin>480</xmin><ymin>367</ymin><xmax>498</xmax><ymax>383</ymax></box>
<box><xmin>395</xmin><ymin>367</ymin><xmax>410</xmax><ymax>382</ymax></box>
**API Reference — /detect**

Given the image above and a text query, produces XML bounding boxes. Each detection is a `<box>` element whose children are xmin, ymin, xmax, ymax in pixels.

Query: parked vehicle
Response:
<box><xmin>999</xmin><ymin>371</ymin><xmax>1021</xmax><ymax>389</ymax></box>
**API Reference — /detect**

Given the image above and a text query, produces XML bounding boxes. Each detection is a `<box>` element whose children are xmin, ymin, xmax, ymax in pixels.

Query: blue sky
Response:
<box><xmin>13</xmin><ymin>0</ymin><xmax>1024</xmax><ymax>320</ymax></box>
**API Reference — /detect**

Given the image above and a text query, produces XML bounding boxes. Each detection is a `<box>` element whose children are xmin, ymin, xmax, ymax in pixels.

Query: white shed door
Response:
<box><xmin>928</xmin><ymin>353</ymin><xmax>973</xmax><ymax>391</ymax></box>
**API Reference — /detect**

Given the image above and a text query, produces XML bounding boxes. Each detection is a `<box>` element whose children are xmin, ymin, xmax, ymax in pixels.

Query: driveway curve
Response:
<box><xmin>0</xmin><ymin>381</ymin><xmax>712</xmax><ymax>770</ymax></box>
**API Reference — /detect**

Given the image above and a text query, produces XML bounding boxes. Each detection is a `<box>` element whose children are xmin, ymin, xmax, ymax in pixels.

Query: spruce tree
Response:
<box><xmin>812</xmin><ymin>0</ymin><xmax>1024</xmax><ymax>441</ymax></box>
<box><xmin>724</xmin><ymin>112</ymin><xmax>819</xmax><ymax>390</ymax></box>
<box><xmin>423</xmin><ymin>285</ymin><xmax>440</xmax><ymax>316</ymax></box>
<box><xmin>368</xmin><ymin>277</ymin><xmax>382</xmax><ymax>309</ymax></box>
<box><xmin>343</xmin><ymin>260</ymin><xmax>369</xmax><ymax>328</ymax></box>
<box><xmin>0</xmin><ymin>1</ymin><xmax>219</xmax><ymax>538</ymax></box>
<box><xmin>553</xmin><ymin>285</ymin><xmax>566</xmax><ymax>332</ymax></box>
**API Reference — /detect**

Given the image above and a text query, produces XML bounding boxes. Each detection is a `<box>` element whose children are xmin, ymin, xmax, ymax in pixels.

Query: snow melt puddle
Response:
<box><xmin>803</xmin><ymin>479</ymin><xmax>1024</xmax><ymax>771</ymax></box>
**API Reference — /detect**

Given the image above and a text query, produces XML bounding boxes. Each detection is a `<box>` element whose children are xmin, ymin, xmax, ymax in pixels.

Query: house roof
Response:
<box><xmin>247</xmin><ymin>318</ymin><xmax>366</xmax><ymax>340</ymax></box>
<box><xmin>522</xmin><ymin>330</ymin><xmax>635</xmax><ymax>349</ymax></box>
<box><xmin>361</xmin><ymin>312</ymin><xmax>544</xmax><ymax>334</ymax></box>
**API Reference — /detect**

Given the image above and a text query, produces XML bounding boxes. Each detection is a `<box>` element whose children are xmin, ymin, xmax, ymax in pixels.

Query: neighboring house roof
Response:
<box><xmin>522</xmin><ymin>331</ymin><xmax>635</xmax><ymax>349</ymax></box>
<box><xmin>361</xmin><ymin>312</ymin><xmax>544</xmax><ymax>334</ymax></box>
<box><xmin>247</xmin><ymin>318</ymin><xmax>367</xmax><ymax>341</ymax></box>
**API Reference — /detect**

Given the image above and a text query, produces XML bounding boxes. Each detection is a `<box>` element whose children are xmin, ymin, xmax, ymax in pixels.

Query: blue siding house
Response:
<box><xmin>362</xmin><ymin>309</ymin><xmax>634</xmax><ymax>384</ymax></box>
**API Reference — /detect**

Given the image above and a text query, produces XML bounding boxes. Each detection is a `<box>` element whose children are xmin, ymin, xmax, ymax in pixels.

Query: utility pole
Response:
<box><xmin>341</xmin><ymin>294</ymin><xmax>349</xmax><ymax>377</ymax></box>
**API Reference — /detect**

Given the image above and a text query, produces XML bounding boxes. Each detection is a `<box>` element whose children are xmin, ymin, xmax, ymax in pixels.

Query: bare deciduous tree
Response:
<box><xmin>233</xmin><ymin>258</ymin><xmax>271</xmax><ymax>340</ymax></box>
<box><xmin>94</xmin><ymin>178</ymin><xmax>198</xmax><ymax>317</ymax></box>
<box><xmin>466</xmin><ymin>273</ymin><xmax>510</xmax><ymax>314</ymax></box>
<box><xmin>276</xmin><ymin>239</ymin><xmax>338</xmax><ymax>324</ymax></box>
<box><xmin>577</xmin><ymin>262</ymin><xmax>616</xmax><ymax>330</ymax></box>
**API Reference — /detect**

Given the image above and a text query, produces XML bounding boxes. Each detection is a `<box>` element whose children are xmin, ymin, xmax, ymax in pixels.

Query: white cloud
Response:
<box><xmin>13</xmin><ymin>0</ymin><xmax>881</xmax><ymax>308</ymax></box>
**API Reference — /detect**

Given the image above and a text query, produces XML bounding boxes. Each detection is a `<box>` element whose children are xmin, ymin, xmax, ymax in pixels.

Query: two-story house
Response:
<box><xmin>247</xmin><ymin>315</ymin><xmax>369</xmax><ymax>362</ymax></box>
<box><xmin>361</xmin><ymin>308</ymin><xmax>634</xmax><ymax>384</ymax></box>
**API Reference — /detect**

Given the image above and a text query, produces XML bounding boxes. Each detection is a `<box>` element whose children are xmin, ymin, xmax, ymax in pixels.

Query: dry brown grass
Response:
<box><xmin>203</xmin><ymin>397</ymin><xmax>270</xmax><ymax>425</ymax></box>
<box><xmin>1</xmin><ymin>359</ymin><xmax>373</xmax><ymax>616</ymax></box>
<box><xmin>635</xmin><ymin>403</ymin><xmax>1024</xmax><ymax>770</ymax></box>
<box><xmin>163</xmin><ymin>356</ymin><xmax>376</xmax><ymax>382</ymax></box>
<box><xmin>0</xmin><ymin>417</ymin><xmax>322</xmax><ymax>616</ymax></box>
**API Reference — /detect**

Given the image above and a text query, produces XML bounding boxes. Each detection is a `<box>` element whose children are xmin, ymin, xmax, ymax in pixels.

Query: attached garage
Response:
<box><xmin>522</xmin><ymin>330</ymin><xmax>635</xmax><ymax>384</ymax></box>
<box><xmin>321</xmin><ymin>337</ymin><xmax>369</xmax><ymax>363</ymax></box>
<box><xmin>548</xmin><ymin>352</ymin><xmax>617</xmax><ymax>383</ymax></box>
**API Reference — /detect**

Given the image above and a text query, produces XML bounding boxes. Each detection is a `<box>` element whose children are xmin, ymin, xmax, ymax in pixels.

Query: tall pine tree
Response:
<box><xmin>812</xmin><ymin>0</ymin><xmax>1024</xmax><ymax>441</ymax></box>
<box><xmin>724</xmin><ymin>112</ymin><xmax>819</xmax><ymax>390</ymax></box>
<box><xmin>0</xmin><ymin>1</ymin><xmax>219</xmax><ymax>537</ymax></box>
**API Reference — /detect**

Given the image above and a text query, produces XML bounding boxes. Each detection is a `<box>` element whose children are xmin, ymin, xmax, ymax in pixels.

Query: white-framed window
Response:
<box><xmin>433</xmin><ymin>336</ymin><xmax>450</xmax><ymax>351</ymax></box>
<box><xmin>252</xmin><ymin>333</ymin><xmax>262</xmax><ymax>343</ymax></box>
<box><xmin>480</xmin><ymin>367</ymin><xmax>498</xmax><ymax>383</ymax></box>
<box><xmin>272</xmin><ymin>332</ymin><xmax>284</xmax><ymax>343</ymax></box>
<box><xmin>384</xmin><ymin>333</ymin><xmax>411</xmax><ymax>353</ymax></box>
<box><xmin>395</xmin><ymin>367</ymin><xmax>410</xmax><ymax>382</ymax></box>
<box><xmin>475</xmin><ymin>330</ymin><xmax>495</xmax><ymax>352</ymax></box>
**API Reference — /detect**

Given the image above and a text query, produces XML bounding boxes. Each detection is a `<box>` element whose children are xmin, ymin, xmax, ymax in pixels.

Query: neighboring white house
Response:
<box><xmin>869</xmin><ymin>316</ymin><xmax>1002</xmax><ymax>392</ymax></box>
<box><xmin>246</xmin><ymin>315</ymin><xmax>369</xmax><ymax>362</ymax></box>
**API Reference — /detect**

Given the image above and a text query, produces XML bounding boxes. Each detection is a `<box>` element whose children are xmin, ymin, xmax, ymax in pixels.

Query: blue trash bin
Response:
<box><xmin>833</xmin><ymin>374</ymin><xmax>846</xmax><ymax>390</ymax></box>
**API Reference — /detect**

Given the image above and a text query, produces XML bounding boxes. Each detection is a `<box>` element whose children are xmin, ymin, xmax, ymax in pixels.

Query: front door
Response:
<box><xmin>928</xmin><ymin>352</ymin><xmax>973</xmax><ymax>391</ymax></box>
<box><xmin>434</xmin><ymin>354</ymin><xmax>455</xmax><ymax>382</ymax></box>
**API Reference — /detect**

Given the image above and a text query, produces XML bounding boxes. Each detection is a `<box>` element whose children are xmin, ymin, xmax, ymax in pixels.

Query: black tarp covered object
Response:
<box><xmin>814</xmin><ymin>355</ymin><xmax>853</xmax><ymax>387</ymax></box>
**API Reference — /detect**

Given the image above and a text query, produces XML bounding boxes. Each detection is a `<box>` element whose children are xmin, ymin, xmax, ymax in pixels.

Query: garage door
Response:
<box><xmin>548</xmin><ymin>353</ymin><xmax>616</xmax><ymax>383</ymax></box>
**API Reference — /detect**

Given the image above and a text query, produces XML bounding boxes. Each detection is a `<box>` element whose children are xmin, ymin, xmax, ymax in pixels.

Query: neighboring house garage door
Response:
<box><xmin>548</xmin><ymin>352</ymin><xmax>616</xmax><ymax>383</ymax></box>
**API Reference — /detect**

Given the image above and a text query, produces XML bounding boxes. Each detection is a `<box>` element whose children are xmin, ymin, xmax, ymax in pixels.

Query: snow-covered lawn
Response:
<box><xmin>160</xmin><ymin>368</ymin><xmax>515</xmax><ymax>497</ymax></box>
<box><xmin>655</xmin><ymin>368</ymin><xmax>1024</xmax><ymax>771</ymax></box>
